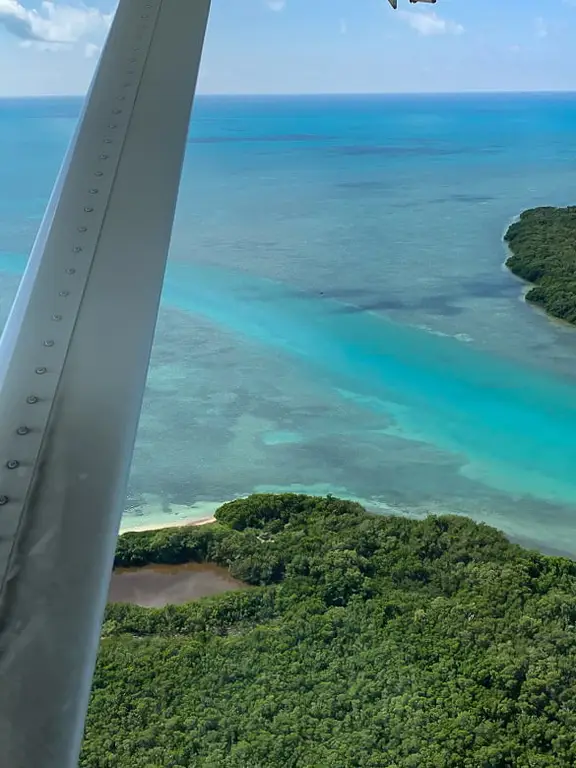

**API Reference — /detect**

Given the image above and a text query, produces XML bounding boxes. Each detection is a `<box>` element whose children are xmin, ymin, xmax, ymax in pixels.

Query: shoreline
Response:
<box><xmin>120</xmin><ymin>515</ymin><xmax>216</xmax><ymax>534</ymax></box>
<box><xmin>503</xmin><ymin>206</ymin><xmax>576</xmax><ymax>329</ymax></box>
<box><xmin>117</xmin><ymin>495</ymin><xmax>576</xmax><ymax>559</ymax></box>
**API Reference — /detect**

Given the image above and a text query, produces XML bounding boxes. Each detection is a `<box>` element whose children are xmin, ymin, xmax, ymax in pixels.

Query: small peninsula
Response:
<box><xmin>505</xmin><ymin>206</ymin><xmax>576</xmax><ymax>324</ymax></box>
<box><xmin>81</xmin><ymin>493</ymin><xmax>576</xmax><ymax>767</ymax></box>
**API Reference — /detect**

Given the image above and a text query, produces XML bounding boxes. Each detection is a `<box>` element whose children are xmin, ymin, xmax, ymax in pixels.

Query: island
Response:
<box><xmin>80</xmin><ymin>493</ymin><xmax>576</xmax><ymax>767</ymax></box>
<box><xmin>504</xmin><ymin>206</ymin><xmax>576</xmax><ymax>324</ymax></box>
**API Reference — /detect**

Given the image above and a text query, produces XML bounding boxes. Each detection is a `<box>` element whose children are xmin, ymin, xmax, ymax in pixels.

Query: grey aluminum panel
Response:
<box><xmin>0</xmin><ymin>0</ymin><xmax>210</xmax><ymax>765</ymax></box>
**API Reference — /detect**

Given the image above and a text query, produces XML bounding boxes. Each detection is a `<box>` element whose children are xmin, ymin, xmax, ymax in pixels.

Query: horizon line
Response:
<box><xmin>2</xmin><ymin>88</ymin><xmax>576</xmax><ymax>100</ymax></box>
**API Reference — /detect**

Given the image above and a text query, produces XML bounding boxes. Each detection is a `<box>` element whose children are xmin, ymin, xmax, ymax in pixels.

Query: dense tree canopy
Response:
<box><xmin>81</xmin><ymin>494</ymin><xmax>576</xmax><ymax>767</ymax></box>
<box><xmin>505</xmin><ymin>206</ymin><xmax>576</xmax><ymax>324</ymax></box>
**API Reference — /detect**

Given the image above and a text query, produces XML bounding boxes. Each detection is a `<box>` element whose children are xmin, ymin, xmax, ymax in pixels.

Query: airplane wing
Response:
<box><xmin>389</xmin><ymin>0</ymin><xmax>438</xmax><ymax>6</ymax></box>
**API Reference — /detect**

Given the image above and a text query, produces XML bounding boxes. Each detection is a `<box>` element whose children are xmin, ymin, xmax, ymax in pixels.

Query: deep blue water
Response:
<box><xmin>2</xmin><ymin>93</ymin><xmax>576</xmax><ymax>553</ymax></box>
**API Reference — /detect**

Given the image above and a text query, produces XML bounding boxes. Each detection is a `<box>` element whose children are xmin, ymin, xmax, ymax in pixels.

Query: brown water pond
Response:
<box><xmin>108</xmin><ymin>562</ymin><xmax>247</xmax><ymax>608</ymax></box>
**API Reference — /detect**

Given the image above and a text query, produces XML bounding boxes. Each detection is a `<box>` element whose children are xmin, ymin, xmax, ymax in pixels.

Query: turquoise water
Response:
<box><xmin>1</xmin><ymin>94</ymin><xmax>576</xmax><ymax>553</ymax></box>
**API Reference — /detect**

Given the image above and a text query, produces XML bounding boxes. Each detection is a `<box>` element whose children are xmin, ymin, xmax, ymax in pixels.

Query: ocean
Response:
<box><xmin>1</xmin><ymin>93</ymin><xmax>576</xmax><ymax>554</ymax></box>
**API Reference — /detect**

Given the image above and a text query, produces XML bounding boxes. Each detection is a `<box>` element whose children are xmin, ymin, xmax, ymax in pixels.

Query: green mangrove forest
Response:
<box><xmin>80</xmin><ymin>493</ymin><xmax>576</xmax><ymax>767</ymax></box>
<box><xmin>505</xmin><ymin>206</ymin><xmax>576</xmax><ymax>324</ymax></box>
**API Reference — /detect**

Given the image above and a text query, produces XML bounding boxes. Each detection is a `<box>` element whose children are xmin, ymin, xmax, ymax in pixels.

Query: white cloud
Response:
<box><xmin>0</xmin><ymin>1</ymin><xmax>112</xmax><ymax>47</ymax></box>
<box><xmin>534</xmin><ymin>17</ymin><xmax>548</xmax><ymax>39</ymax></box>
<box><xmin>20</xmin><ymin>37</ymin><xmax>66</xmax><ymax>51</ymax></box>
<box><xmin>84</xmin><ymin>41</ymin><xmax>100</xmax><ymax>58</ymax></box>
<box><xmin>266</xmin><ymin>0</ymin><xmax>285</xmax><ymax>11</ymax></box>
<box><xmin>398</xmin><ymin>10</ymin><xmax>464</xmax><ymax>37</ymax></box>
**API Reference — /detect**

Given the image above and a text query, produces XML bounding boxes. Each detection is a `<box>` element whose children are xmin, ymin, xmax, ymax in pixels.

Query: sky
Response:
<box><xmin>0</xmin><ymin>0</ymin><xmax>576</xmax><ymax>96</ymax></box>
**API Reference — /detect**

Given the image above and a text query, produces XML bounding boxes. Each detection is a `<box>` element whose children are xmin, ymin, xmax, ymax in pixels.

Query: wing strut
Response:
<box><xmin>0</xmin><ymin>1</ymin><xmax>211</xmax><ymax>765</ymax></box>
